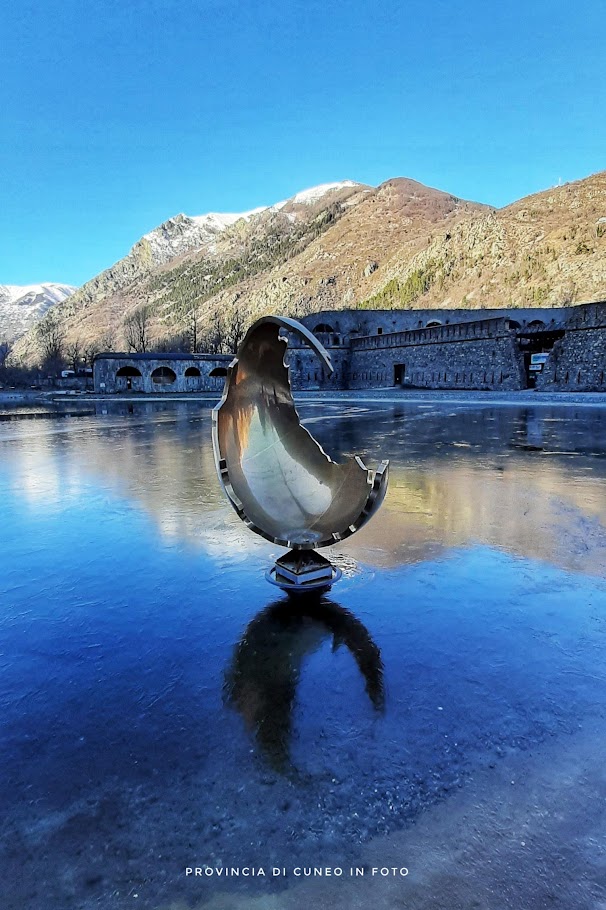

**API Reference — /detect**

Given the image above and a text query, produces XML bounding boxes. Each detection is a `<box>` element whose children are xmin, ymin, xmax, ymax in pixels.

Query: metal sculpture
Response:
<box><xmin>212</xmin><ymin>315</ymin><xmax>389</xmax><ymax>591</ymax></box>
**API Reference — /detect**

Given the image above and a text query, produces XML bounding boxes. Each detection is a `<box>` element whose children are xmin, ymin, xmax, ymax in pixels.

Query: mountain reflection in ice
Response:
<box><xmin>0</xmin><ymin>398</ymin><xmax>605</xmax><ymax>910</ymax></box>
<box><xmin>2</xmin><ymin>399</ymin><xmax>604</xmax><ymax>575</ymax></box>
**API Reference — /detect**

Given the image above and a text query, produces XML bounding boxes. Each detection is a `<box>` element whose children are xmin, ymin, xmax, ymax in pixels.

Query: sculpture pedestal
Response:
<box><xmin>266</xmin><ymin>549</ymin><xmax>342</xmax><ymax>594</ymax></box>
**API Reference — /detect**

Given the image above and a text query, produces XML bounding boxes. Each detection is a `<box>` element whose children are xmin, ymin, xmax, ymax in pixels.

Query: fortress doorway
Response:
<box><xmin>394</xmin><ymin>363</ymin><xmax>405</xmax><ymax>385</ymax></box>
<box><xmin>115</xmin><ymin>365</ymin><xmax>142</xmax><ymax>392</ymax></box>
<box><xmin>516</xmin><ymin>328</ymin><xmax>564</xmax><ymax>387</ymax></box>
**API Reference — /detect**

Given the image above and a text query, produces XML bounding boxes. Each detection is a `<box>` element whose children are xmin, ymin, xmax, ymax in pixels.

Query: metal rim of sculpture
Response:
<box><xmin>212</xmin><ymin>315</ymin><xmax>389</xmax><ymax>550</ymax></box>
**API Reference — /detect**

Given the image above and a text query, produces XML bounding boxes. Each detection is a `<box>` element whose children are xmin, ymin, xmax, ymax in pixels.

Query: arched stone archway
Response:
<box><xmin>184</xmin><ymin>365</ymin><xmax>201</xmax><ymax>390</ymax></box>
<box><xmin>313</xmin><ymin>323</ymin><xmax>335</xmax><ymax>335</ymax></box>
<box><xmin>209</xmin><ymin>366</ymin><xmax>228</xmax><ymax>389</ymax></box>
<box><xmin>115</xmin><ymin>365</ymin><xmax>143</xmax><ymax>392</ymax></box>
<box><xmin>151</xmin><ymin>366</ymin><xmax>177</xmax><ymax>385</ymax></box>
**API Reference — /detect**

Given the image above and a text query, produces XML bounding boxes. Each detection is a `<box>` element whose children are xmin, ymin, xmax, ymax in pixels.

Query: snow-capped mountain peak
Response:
<box><xmin>137</xmin><ymin>183</ymin><xmax>364</xmax><ymax>266</ymax></box>
<box><xmin>288</xmin><ymin>180</ymin><xmax>362</xmax><ymax>206</ymax></box>
<box><xmin>191</xmin><ymin>207</ymin><xmax>267</xmax><ymax>231</ymax></box>
<box><xmin>0</xmin><ymin>283</ymin><xmax>76</xmax><ymax>340</ymax></box>
<box><xmin>139</xmin><ymin>207</ymin><xmax>270</xmax><ymax>265</ymax></box>
<box><xmin>1</xmin><ymin>282</ymin><xmax>75</xmax><ymax>307</ymax></box>
<box><xmin>5</xmin><ymin>181</ymin><xmax>368</xmax><ymax>342</ymax></box>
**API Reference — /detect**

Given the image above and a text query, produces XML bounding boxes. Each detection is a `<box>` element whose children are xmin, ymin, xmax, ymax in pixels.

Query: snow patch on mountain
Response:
<box><xmin>191</xmin><ymin>207</ymin><xmax>267</xmax><ymax>231</ymax></box>
<box><xmin>138</xmin><ymin>207</ymin><xmax>270</xmax><ymax>267</ymax></box>
<box><xmin>289</xmin><ymin>181</ymin><xmax>362</xmax><ymax>206</ymax></box>
<box><xmin>0</xmin><ymin>283</ymin><xmax>76</xmax><ymax>339</ymax></box>
<box><xmin>1</xmin><ymin>283</ymin><xmax>75</xmax><ymax>307</ymax></box>
<box><xmin>137</xmin><ymin>184</ymin><xmax>364</xmax><ymax>266</ymax></box>
<box><xmin>269</xmin><ymin>180</ymin><xmax>363</xmax><ymax>212</ymax></box>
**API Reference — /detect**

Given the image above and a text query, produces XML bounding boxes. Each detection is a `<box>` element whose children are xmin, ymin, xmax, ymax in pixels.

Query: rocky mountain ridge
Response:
<box><xmin>12</xmin><ymin>172</ymin><xmax>606</xmax><ymax>364</ymax></box>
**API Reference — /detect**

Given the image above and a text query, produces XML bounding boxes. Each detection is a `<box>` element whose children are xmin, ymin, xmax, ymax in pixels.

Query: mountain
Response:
<box><xmin>13</xmin><ymin>172</ymin><xmax>606</xmax><ymax>364</ymax></box>
<box><xmin>0</xmin><ymin>283</ymin><xmax>75</xmax><ymax>340</ymax></box>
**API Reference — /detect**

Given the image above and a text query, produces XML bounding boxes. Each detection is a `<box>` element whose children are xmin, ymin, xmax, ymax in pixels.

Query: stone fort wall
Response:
<box><xmin>287</xmin><ymin>302</ymin><xmax>605</xmax><ymax>393</ymax></box>
<box><xmin>348</xmin><ymin>317</ymin><xmax>525</xmax><ymax>391</ymax></box>
<box><xmin>94</xmin><ymin>354</ymin><xmax>232</xmax><ymax>393</ymax></box>
<box><xmin>93</xmin><ymin>301</ymin><xmax>605</xmax><ymax>394</ymax></box>
<box><xmin>536</xmin><ymin>302</ymin><xmax>606</xmax><ymax>392</ymax></box>
<box><xmin>298</xmin><ymin>307</ymin><xmax>567</xmax><ymax>342</ymax></box>
<box><xmin>287</xmin><ymin>317</ymin><xmax>526</xmax><ymax>391</ymax></box>
<box><xmin>285</xmin><ymin>346</ymin><xmax>350</xmax><ymax>390</ymax></box>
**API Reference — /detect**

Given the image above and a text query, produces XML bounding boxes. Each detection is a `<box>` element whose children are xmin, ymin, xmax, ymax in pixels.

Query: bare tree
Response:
<box><xmin>83</xmin><ymin>342</ymin><xmax>99</xmax><ymax>367</ymax></box>
<box><xmin>199</xmin><ymin>309</ymin><xmax>226</xmax><ymax>354</ymax></box>
<box><xmin>223</xmin><ymin>308</ymin><xmax>247</xmax><ymax>352</ymax></box>
<box><xmin>65</xmin><ymin>338</ymin><xmax>82</xmax><ymax>372</ymax></box>
<box><xmin>97</xmin><ymin>329</ymin><xmax>115</xmax><ymax>354</ymax></box>
<box><xmin>153</xmin><ymin>332</ymin><xmax>188</xmax><ymax>353</ymax></box>
<box><xmin>187</xmin><ymin>306</ymin><xmax>200</xmax><ymax>353</ymax></box>
<box><xmin>0</xmin><ymin>339</ymin><xmax>12</xmax><ymax>370</ymax></box>
<box><xmin>123</xmin><ymin>305</ymin><xmax>151</xmax><ymax>353</ymax></box>
<box><xmin>36</xmin><ymin>313</ymin><xmax>66</xmax><ymax>373</ymax></box>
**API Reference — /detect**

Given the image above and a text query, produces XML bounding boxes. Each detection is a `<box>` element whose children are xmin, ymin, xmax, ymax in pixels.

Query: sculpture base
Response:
<box><xmin>265</xmin><ymin>550</ymin><xmax>342</xmax><ymax>594</ymax></box>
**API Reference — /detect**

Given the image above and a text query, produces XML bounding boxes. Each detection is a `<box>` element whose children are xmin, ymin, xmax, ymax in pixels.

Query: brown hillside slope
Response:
<box><xmin>15</xmin><ymin>172</ymin><xmax>606</xmax><ymax>364</ymax></box>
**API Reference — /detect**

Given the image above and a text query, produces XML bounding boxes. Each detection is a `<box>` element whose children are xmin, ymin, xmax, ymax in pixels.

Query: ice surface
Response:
<box><xmin>0</xmin><ymin>400</ymin><xmax>604</xmax><ymax>909</ymax></box>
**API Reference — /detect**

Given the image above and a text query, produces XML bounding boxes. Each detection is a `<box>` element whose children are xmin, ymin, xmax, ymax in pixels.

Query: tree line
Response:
<box><xmin>0</xmin><ymin>302</ymin><xmax>251</xmax><ymax>387</ymax></box>
<box><xmin>121</xmin><ymin>303</ymin><xmax>248</xmax><ymax>355</ymax></box>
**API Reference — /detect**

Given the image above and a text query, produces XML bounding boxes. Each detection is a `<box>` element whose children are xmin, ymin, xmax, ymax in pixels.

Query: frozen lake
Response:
<box><xmin>1</xmin><ymin>398</ymin><xmax>605</xmax><ymax>909</ymax></box>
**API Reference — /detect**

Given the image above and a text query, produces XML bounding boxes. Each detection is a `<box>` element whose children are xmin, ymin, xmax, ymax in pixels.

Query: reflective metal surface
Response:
<box><xmin>212</xmin><ymin>316</ymin><xmax>389</xmax><ymax>548</ymax></box>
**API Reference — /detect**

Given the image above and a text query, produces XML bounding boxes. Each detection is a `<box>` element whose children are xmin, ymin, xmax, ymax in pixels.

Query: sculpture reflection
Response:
<box><xmin>224</xmin><ymin>598</ymin><xmax>384</xmax><ymax>771</ymax></box>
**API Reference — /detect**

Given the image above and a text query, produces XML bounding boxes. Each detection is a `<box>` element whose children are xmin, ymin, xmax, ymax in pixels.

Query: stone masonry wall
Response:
<box><xmin>286</xmin><ymin>346</ymin><xmax>350</xmax><ymax>391</ymax></box>
<box><xmin>93</xmin><ymin>302</ymin><xmax>605</xmax><ymax>395</ymax></box>
<box><xmin>536</xmin><ymin>302</ymin><xmax>606</xmax><ymax>392</ymax></box>
<box><xmin>299</xmin><ymin>307</ymin><xmax>566</xmax><ymax>342</ymax></box>
<box><xmin>348</xmin><ymin>318</ymin><xmax>526</xmax><ymax>391</ymax></box>
<box><xmin>93</xmin><ymin>354</ymin><xmax>232</xmax><ymax>393</ymax></box>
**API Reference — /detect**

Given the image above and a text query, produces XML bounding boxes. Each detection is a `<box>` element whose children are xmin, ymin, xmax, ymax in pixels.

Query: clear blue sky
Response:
<box><xmin>1</xmin><ymin>0</ymin><xmax>604</xmax><ymax>287</ymax></box>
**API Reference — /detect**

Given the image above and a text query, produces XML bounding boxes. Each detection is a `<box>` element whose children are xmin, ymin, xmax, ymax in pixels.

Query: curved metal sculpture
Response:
<box><xmin>212</xmin><ymin>315</ymin><xmax>389</xmax><ymax>590</ymax></box>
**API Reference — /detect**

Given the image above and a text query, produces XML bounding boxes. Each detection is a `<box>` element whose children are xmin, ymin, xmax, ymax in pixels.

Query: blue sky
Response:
<box><xmin>1</xmin><ymin>0</ymin><xmax>604</xmax><ymax>287</ymax></box>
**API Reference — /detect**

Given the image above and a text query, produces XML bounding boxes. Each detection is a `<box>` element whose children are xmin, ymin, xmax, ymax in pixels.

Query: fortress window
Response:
<box><xmin>185</xmin><ymin>367</ymin><xmax>202</xmax><ymax>377</ymax></box>
<box><xmin>209</xmin><ymin>367</ymin><xmax>227</xmax><ymax>378</ymax></box>
<box><xmin>313</xmin><ymin>323</ymin><xmax>335</xmax><ymax>335</ymax></box>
